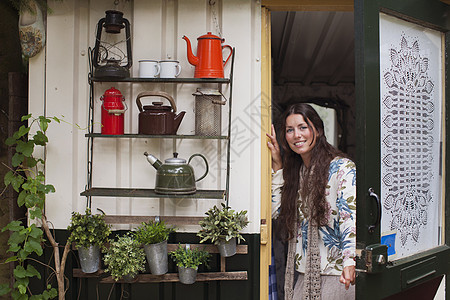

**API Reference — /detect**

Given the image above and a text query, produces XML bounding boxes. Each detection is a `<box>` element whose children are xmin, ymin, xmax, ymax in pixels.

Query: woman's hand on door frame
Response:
<box><xmin>266</xmin><ymin>124</ymin><xmax>282</xmax><ymax>172</ymax></box>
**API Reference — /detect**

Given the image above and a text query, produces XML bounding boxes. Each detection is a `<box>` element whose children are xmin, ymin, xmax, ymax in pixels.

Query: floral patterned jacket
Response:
<box><xmin>272</xmin><ymin>157</ymin><xmax>356</xmax><ymax>275</ymax></box>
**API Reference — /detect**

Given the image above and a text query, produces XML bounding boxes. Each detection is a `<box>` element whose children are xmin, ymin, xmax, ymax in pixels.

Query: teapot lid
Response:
<box><xmin>143</xmin><ymin>101</ymin><xmax>172</xmax><ymax>111</ymax></box>
<box><xmin>164</xmin><ymin>152</ymin><xmax>186</xmax><ymax>165</ymax></box>
<box><xmin>198</xmin><ymin>32</ymin><xmax>223</xmax><ymax>41</ymax></box>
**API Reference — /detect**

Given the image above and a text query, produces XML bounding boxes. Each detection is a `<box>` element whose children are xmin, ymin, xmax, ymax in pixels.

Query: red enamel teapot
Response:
<box><xmin>182</xmin><ymin>32</ymin><xmax>233</xmax><ymax>78</ymax></box>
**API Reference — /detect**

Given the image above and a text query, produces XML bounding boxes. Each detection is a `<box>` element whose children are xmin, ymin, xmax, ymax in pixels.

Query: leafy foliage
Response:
<box><xmin>67</xmin><ymin>208</ymin><xmax>111</xmax><ymax>249</ymax></box>
<box><xmin>1</xmin><ymin>114</ymin><xmax>61</xmax><ymax>299</ymax></box>
<box><xmin>103</xmin><ymin>233</ymin><xmax>146</xmax><ymax>281</ymax></box>
<box><xmin>133</xmin><ymin>220</ymin><xmax>175</xmax><ymax>245</ymax></box>
<box><xmin>197</xmin><ymin>203</ymin><xmax>249</xmax><ymax>245</ymax></box>
<box><xmin>169</xmin><ymin>244</ymin><xmax>210</xmax><ymax>269</ymax></box>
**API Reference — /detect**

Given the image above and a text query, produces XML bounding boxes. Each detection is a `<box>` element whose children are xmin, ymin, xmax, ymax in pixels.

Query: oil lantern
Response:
<box><xmin>92</xmin><ymin>10</ymin><xmax>132</xmax><ymax>79</ymax></box>
<box><xmin>100</xmin><ymin>87</ymin><xmax>126</xmax><ymax>135</ymax></box>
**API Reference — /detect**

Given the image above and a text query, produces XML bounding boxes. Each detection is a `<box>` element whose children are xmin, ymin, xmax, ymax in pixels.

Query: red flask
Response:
<box><xmin>100</xmin><ymin>87</ymin><xmax>126</xmax><ymax>135</ymax></box>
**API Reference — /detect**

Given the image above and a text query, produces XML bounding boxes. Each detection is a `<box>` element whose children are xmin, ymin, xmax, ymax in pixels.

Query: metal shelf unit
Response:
<box><xmin>83</xmin><ymin>48</ymin><xmax>235</xmax><ymax>207</ymax></box>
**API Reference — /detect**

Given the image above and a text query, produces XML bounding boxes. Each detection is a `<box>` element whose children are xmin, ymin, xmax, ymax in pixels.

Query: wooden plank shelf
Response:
<box><xmin>72</xmin><ymin>243</ymin><xmax>248</xmax><ymax>282</ymax></box>
<box><xmin>72</xmin><ymin>242</ymin><xmax>248</xmax><ymax>254</ymax></box>
<box><xmin>103</xmin><ymin>215</ymin><xmax>204</xmax><ymax>225</ymax></box>
<box><xmin>73</xmin><ymin>269</ymin><xmax>248</xmax><ymax>283</ymax></box>
<box><xmin>85</xmin><ymin>133</ymin><xmax>228</xmax><ymax>140</ymax></box>
<box><xmin>166</xmin><ymin>244</ymin><xmax>248</xmax><ymax>254</ymax></box>
<box><xmin>80</xmin><ymin>188</ymin><xmax>225</xmax><ymax>199</ymax></box>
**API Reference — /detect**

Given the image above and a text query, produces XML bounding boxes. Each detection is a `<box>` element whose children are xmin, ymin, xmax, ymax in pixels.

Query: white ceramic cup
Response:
<box><xmin>139</xmin><ymin>60</ymin><xmax>160</xmax><ymax>78</ymax></box>
<box><xmin>159</xmin><ymin>60</ymin><xmax>182</xmax><ymax>78</ymax></box>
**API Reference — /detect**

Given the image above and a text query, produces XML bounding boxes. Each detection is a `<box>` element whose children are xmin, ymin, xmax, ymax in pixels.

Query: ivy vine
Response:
<box><xmin>0</xmin><ymin>114</ymin><xmax>69</xmax><ymax>300</ymax></box>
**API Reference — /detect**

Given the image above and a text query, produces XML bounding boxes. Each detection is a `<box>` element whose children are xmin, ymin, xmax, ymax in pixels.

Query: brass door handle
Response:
<box><xmin>260</xmin><ymin>219</ymin><xmax>268</xmax><ymax>245</ymax></box>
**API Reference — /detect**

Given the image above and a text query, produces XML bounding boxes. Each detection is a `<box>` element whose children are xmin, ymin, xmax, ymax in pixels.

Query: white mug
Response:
<box><xmin>159</xmin><ymin>60</ymin><xmax>182</xmax><ymax>78</ymax></box>
<box><xmin>139</xmin><ymin>60</ymin><xmax>160</xmax><ymax>78</ymax></box>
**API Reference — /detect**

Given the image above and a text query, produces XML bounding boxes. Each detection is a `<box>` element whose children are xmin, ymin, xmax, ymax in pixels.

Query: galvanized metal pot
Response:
<box><xmin>144</xmin><ymin>240</ymin><xmax>168</xmax><ymax>275</ymax></box>
<box><xmin>217</xmin><ymin>237</ymin><xmax>237</xmax><ymax>257</ymax></box>
<box><xmin>178</xmin><ymin>266</ymin><xmax>198</xmax><ymax>284</ymax></box>
<box><xmin>78</xmin><ymin>244</ymin><xmax>101</xmax><ymax>273</ymax></box>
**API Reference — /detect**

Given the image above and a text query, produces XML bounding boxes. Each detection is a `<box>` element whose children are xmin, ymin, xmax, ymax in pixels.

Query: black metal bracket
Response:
<box><xmin>368</xmin><ymin>187</ymin><xmax>381</xmax><ymax>233</ymax></box>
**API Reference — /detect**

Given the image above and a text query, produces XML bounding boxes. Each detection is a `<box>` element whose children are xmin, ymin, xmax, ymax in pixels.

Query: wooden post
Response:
<box><xmin>7</xmin><ymin>71</ymin><xmax>28</xmax><ymax>289</ymax></box>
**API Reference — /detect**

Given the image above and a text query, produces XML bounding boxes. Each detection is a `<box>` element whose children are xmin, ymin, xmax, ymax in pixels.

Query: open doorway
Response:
<box><xmin>270</xmin><ymin>11</ymin><xmax>356</xmax><ymax>158</ymax></box>
<box><xmin>269</xmin><ymin>10</ymin><xmax>356</xmax><ymax>299</ymax></box>
<box><xmin>265</xmin><ymin>5</ymin><xmax>447</xmax><ymax>299</ymax></box>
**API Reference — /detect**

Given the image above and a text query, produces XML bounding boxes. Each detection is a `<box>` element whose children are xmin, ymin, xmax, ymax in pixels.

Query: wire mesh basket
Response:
<box><xmin>193</xmin><ymin>88</ymin><xmax>227</xmax><ymax>136</ymax></box>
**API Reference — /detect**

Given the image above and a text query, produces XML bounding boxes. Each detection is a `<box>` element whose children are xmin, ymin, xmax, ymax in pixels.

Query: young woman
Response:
<box><xmin>267</xmin><ymin>103</ymin><xmax>356</xmax><ymax>300</ymax></box>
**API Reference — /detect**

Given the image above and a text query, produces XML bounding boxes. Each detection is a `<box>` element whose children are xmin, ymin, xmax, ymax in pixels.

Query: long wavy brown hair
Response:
<box><xmin>278</xmin><ymin>103</ymin><xmax>346</xmax><ymax>240</ymax></box>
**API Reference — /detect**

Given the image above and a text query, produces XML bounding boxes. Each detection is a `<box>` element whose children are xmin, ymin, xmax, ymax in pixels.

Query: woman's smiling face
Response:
<box><xmin>285</xmin><ymin>113</ymin><xmax>318</xmax><ymax>166</ymax></box>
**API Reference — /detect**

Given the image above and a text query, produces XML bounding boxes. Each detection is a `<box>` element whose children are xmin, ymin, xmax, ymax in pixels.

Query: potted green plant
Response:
<box><xmin>133</xmin><ymin>220</ymin><xmax>175</xmax><ymax>275</ymax></box>
<box><xmin>103</xmin><ymin>233</ymin><xmax>146</xmax><ymax>282</ymax></box>
<box><xmin>197</xmin><ymin>203</ymin><xmax>249</xmax><ymax>257</ymax></box>
<box><xmin>67</xmin><ymin>208</ymin><xmax>111</xmax><ymax>273</ymax></box>
<box><xmin>169</xmin><ymin>244</ymin><xmax>210</xmax><ymax>284</ymax></box>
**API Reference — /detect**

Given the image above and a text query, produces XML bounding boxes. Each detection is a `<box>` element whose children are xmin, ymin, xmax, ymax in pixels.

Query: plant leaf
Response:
<box><xmin>26</xmin><ymin>157</ymin><xmax>38</xmax><ymax>168</ymax></box>
<box><xmin>33</xmin><ymin>131</ymin><xmax>48</xmax><ymax>146</ymax></box>
<box><xmin>13</xmin><ymin>266</ymin><xmax>27</xmax><ymax>279</ymax></box>
<box><xmin>44</xmin><ymin>184</ymin><xmax>55</xmax><ymax>194</ymax></box>
<box><xmin>39</xmin><ymin>116</ymin><xmax>50</xmax><ymax>132</ymax></box>
<box><xmin>2</xmin><ymin>221</ymin><xmax>24</xmax><ymax>233</ymax></box>
<box><xmin>16</xmin><ymin>140</ymin><xmax>34</xmax><ymax>157</ymax></box>
<box><xmin>4</xmin><ymin>171</ymin><xmax>14</xmax><ymax>187</ymax></box>
<box><xmin>26</xmin><ymin>265</ymin><xmax>41</xmax><ymax>279</ymax></box>
<box><xmin>17</xmin><ymin>126</ymin><xmax>30</xmax><ymax>138</ymax></box>
<box><xmin>28</xmin><ymin>226</ymin><xmax>43</xmax><ymax>239</ymax></box>
<box><xmin>17</xmin><ymin>191</ymin><xmax>27</xmax><ymax>207</ymax></box>
<box><xmin>5</xmin><ymin>256</ymin><xmax>18</xmax><ymax>263</ymax></box>
<box><xmin>24</xmin><ymin>239</ymin><xmax>43</xmax><ymax>256</ymax></box>
<box><xmin>12</xmin><ymin>153</ymin><xmax>25</xmax><ymax>167</ymax></box>
<box><xmin>5</xmin><ymin>136</ymin><xmax>17</xmax><ymax>146</ymax></box>
<box><xmin>10</xmin><ymin>175</ymin><xmax>24</xmax><ymax>193</ymax></box>
<box><xmin>11</xmin><ymin>289</ymin><xmax>29</xmax><ymax>299</ymax></box>
<box><xmin>21</xmin><ymin>114</ymin><xmax>32</xmax><ymax>122</ymax></box>
<box><xmin>0</xmin><ymin>284</ymin><xmax>11</xmax><ymax>296</ymax></box>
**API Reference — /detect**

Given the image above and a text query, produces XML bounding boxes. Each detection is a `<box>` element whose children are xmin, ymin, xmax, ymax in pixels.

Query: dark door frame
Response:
<box><xmin>355</xmin><ymin>0</ymin><xmax>450</xmax><ymax>299</ymax></box>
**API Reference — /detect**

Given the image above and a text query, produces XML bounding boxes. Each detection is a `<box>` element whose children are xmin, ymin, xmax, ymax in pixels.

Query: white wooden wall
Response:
<box><xmin>29</xmin><ymin>0</ymin><xmax>262</xmax><ymax>232</ymax></box>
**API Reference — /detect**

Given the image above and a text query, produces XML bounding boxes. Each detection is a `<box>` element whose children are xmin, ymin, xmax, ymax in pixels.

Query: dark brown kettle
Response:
<box><xmin>136</xmin><ymin>91</ymin><xmax>185</xmax><ymax>135</ymax></box>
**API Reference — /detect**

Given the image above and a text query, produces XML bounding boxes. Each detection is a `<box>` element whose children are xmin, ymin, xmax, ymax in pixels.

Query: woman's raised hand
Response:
<box><xmin>266</xmin><ymin>124</ymin><xmax>282</xmax><ymax>172</ymax></box>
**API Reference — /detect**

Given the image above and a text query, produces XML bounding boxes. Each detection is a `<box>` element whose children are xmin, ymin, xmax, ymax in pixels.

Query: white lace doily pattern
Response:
<box><xmin>381</xmin><ymin>36</ymin><xmax>435</xmax><ymax>247</ymax></box>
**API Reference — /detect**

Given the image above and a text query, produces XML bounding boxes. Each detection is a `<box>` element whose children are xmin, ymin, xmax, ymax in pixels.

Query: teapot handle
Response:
<box><xmin>222</xmin><ymin>45</ymin><xmax>233</xmax><ymax>67</ymax></box>
<box><xmin>188</xmin><ymin>153</ymin><xmax>209</xmax><ymax>182</ymax></box>
<box><xmin>136</xmin><ymin>91</ymin><xmax>177</xmax><ymax>113</ymax></box>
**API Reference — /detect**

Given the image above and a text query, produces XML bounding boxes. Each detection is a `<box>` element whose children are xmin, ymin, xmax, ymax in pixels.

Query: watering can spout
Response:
<box><xmin>182</xmin><ymin>35</ymin><xmax>199</xmax><ymax>66</ymax></box>
<box><xmin>144</xmin><ymin>152</ymin><xmax>162</xmax><ymax>169</ymax></box>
